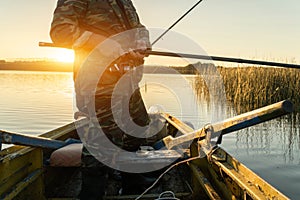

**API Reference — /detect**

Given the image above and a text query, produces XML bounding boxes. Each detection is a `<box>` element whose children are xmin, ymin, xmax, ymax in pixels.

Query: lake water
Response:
<box><xmin>0</xmin><ymin>70</ymin><xmax>299</xmax><ymax>199</ymax></box>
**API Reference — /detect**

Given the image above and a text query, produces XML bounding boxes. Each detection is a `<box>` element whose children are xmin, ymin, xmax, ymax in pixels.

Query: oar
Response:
<box><xmin>0</xmin><ymin>130</ymin><xmax>81</xmax><ymax>150</ymax></box>
<box><xmin>154</xmin><ymin>100</ymin><xmax>293</xmax><ymax>150</ymax></box>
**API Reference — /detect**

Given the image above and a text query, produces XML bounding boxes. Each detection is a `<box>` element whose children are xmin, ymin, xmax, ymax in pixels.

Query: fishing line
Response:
<box><xmin>135</xmin><ymin>140</ymin><xmax>203</xmax><ymax>200</ymax></box>
<box><xmin>134</xmin><ymin>155</ymin><xmax>200</xmax><ymax>200</ymax></box>
<box><xmin>151</xmin><ymin>0</ymin><xmax>204</xmax><ymax>46</ymax></box>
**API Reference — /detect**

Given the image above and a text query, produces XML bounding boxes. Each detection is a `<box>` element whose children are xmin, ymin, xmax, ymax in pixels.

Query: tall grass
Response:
<box><xmin>194</xmin><ymin>66</ymin><xmax>300</xmax><ymax>113</ymax></box>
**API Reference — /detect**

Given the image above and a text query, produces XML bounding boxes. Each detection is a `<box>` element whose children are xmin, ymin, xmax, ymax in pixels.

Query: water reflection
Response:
<box><xmin>0</xmin><ymin>71</ymin><xmax>74</xmax><ymax>135</ymax></box>
<box><xmin>230</xmin><ymin>114</ymin><xmax>300</xmax><ymax>165</ymax></box>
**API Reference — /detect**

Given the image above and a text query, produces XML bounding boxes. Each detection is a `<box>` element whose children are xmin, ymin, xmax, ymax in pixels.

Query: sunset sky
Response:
<box><xmin>0</xmin><ymin>0</ymin><xmax>299</xmax><ymax>65</ymax></box>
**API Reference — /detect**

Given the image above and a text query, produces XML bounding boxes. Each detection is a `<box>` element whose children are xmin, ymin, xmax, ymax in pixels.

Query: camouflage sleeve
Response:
<box><xmin>50</xmin><ymin>0</ymin><xmax>88</xmax><ymax>48</ymax></box>
<box><xmin>125</xmin><ymin>0</ymin><xmax>151</xmax><ymax>48</ymax></box>
<box><xmin>137</xmin><ymin>27</ymin><xmax>151</xmax><ymax>48</ymax></box>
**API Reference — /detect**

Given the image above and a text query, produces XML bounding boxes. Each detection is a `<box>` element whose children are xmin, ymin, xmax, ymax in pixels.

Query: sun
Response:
<box><xmin>54</xmin><ymin>49</ymin><xmax>75</xmax><ymax>63</ymax></box>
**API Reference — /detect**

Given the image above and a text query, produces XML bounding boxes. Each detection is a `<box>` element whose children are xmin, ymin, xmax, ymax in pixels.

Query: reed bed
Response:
<box><xmin>194</xmin><ymin>65</ymin><xmax>300</xmax><ymax>113</ymax></box>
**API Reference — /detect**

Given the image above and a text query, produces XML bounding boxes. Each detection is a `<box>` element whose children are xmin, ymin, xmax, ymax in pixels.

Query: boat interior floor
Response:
<box><xmin>45</xmin><ymin>164</ymin><xmax>200</xmax><ymax>200</ymax></box>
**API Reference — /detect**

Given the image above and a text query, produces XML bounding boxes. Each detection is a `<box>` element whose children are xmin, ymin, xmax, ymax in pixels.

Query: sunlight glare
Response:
<box><xmin>54</xmin><ymin>49</ymin><xmax>75</xmax><ymax>63</ymax></box>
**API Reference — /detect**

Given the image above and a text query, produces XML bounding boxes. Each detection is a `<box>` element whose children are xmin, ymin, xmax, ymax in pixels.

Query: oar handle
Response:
<box><xmin>217</xmin><ymin>100</ymin><xmax>293</xmax><ymax>135</ymax></box>
<box><xmin>156</xmin><ymin>100</ymin><xmax>293</xmax><ymax>150</ymax></box>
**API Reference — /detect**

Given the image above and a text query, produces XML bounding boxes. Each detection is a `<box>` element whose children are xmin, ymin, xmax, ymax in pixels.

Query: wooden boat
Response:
<box><xmin>0</xmin><ymin>100</ymin><xmax>292</xmax><ymax>200</ymax></box>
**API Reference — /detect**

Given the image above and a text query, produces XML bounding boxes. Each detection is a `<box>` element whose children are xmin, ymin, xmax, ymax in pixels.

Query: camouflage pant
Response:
<box><xmin>80</xmin><ymin>66</ymin><xmax>158</xmax><ymax>199</ymax></box>
<box><xmin>94</xmin><ymin>64</ymin><xmax>150</xmax><ymax>150</ymax></box>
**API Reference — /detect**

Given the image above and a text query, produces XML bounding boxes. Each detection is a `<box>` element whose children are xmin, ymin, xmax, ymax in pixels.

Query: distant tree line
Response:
<box><xmin>0</xmin><ymin>61</ymin><xmax>73</xmax><ymax>72</ymax></box>
<box><xmin>0</xmin><ymin>60</ymin><xmax>215</xmax><ymax>74</ymax></box>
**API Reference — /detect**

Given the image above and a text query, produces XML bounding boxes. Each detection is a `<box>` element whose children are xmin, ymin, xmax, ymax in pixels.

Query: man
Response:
<box><xmin>50</xmin><ymin>0</ymin><xmax>153</xmax><ymax>199</ymax></box>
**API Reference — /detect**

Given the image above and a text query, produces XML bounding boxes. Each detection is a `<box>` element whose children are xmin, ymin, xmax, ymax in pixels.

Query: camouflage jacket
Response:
<box><xmin>50</xmin><ymin>0</ymin><xmax>149</xmax><ymax>49</ymax></box>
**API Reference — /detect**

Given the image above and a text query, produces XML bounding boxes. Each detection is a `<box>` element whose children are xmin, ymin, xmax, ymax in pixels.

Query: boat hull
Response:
<box><xmin>0</xmin><ymin>115</ymin><xmax>289</xmax><ymax>200</ymax></box>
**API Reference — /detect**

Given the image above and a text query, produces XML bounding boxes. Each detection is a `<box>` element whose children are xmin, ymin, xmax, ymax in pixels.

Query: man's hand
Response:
<box><xmin>126</xmin><ymin>39</ymin><xmax>151</xmax><ymax>65</ymax></box>
<box><xmin>129</xmin><ymin>49</ymin><xmax>144</xmax><ymax>60</ymax></box>
<box><xmin>127</xmin><ymin>49</ymin><xmax>145</xmax><ymax>66</ymax></box>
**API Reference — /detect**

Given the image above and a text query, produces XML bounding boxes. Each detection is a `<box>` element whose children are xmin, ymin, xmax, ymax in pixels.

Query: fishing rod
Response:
<box><xmin>38</xmin><ymin>42</ymin><xmax>300</xmax><ymax>69</ymax></box>
<box><xmin>145</xmin><ymin>50</ymin><xmax>300</xmax><ymax>69</ymax></box>
<box><xmin>151</xmin><ymin>0</ymin><xmax>204</xmax><ymax>46</ymax></box>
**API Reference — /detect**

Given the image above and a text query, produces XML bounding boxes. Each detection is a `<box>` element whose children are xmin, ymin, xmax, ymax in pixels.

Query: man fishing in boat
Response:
<box><xmin>49</xmin><ymin>0</ymin><xmax>167</xmax><ymax>199</ymax></box>
<box><xmin>0</xmin><ymin>0</ymin><xmax>298</xmax><ymax>198</ymax></box>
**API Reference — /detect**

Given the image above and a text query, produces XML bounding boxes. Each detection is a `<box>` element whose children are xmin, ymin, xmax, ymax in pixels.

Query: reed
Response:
<box><xmin>194</xmin><ymin>65</ymin><xmax>300</xmax><ymax>113</ymax></box>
